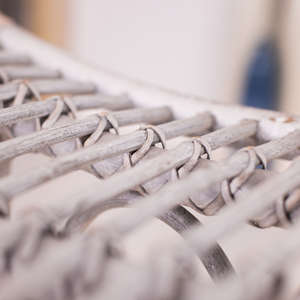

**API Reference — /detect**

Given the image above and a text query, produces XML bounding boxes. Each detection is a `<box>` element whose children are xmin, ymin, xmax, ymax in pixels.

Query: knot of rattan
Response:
<box><xmin>169</xmin><ymin>137</ymin><xmax>211</xmax><ymax>211</ymax></box>
<box><xmin>38</xmin><ymin>96</ymin><xmax>82</xmax><ymax>155</ymax></box>
<box><xmin>84</xmin><ymin>112</ymin><xmax>119</xmax><ymax>147</ymax></box>
<box><xmin>276</xmin><ymin>156</ymin><xmax>300</xmax><ymax>227</ymax></box>
<box><xmin>275</xmin><ymin>156</ymin><xmax>300</xmax><ymax>227</ymax></box>
<box><xmin>171</xmin><ymin>136</ymin><xmax>211</xmax><ymax>182</ymax></box>
<box><xmin>12</xmin><ymin>79</ymin><xmax>41</xmax><ymax>107</ymax></box>
<box><xmin>42</xmin><ymin>95</ymin><xmax>78</xmax><ymax>130</ymax></box>
<box><xmin>124</xmin><ymin>125</ymin><xmax>166</xmax><ymax>167</ymax></box>
<box><xmin>171</xmin><ymin>137</ymin><xmax>212</xmax><ymax>182</ymax></box>
<box><xmin>42</xmin><ymin>109</ymin><xmax>119</xmax><ymax>159</ymax></box>
<box><xmin>3</xmin><ymin>80</ymin><xmax>41</xmax><ymax>138</ymax></box>
<box><xmin>122</xmin><ymin>125</ymin><xmax>166</xmax><ymax>195</ymax></box>
<box><xmin>81</xmin><ymin>112</ymin><xmax>119</xmax><ymax>179</ymax></box>
<box><xmin>221</xmin><ymin>147</ymin><xmax>267</xmax><ymax>206</ymax></box>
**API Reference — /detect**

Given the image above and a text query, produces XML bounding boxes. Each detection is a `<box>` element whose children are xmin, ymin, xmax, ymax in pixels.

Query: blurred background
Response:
<box><xmin>1</xmin><ymin>0</ymin><xmax>300</xmax><ymax>286</ymax></box>
<box><xmin>1</xmin><ymin>0</ymin><xmax>299</xmax><ymax>113</ymax></box>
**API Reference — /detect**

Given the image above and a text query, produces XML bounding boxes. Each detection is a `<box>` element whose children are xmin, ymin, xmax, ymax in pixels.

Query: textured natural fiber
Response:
<box><xmin>0</xmin><ymin>15</ymin><xmax>300</xmax><ymax>300</ymax></box>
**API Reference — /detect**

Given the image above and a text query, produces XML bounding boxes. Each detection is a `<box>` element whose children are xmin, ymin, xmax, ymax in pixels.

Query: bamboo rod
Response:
<box><xmin>0</xmin><ymin>51</ymin><xmax>31</xmax><ymax>65</ymax></box>
<box><xmin>0</xmin><ymin>113</ymin><xmax>213</xmax><ymax>207</ymax></box>
<box><xmin>0</xmin><ymin>93</ymin><xmax>134</xmax><ymax>126</ymax></box>
<box><xmin>0</xmin><ymin>106</ymin><xmax>172</xmax><ymax>162</ymax></box>
<box><xmin>0</xmin><ymin>65</ymin><xmax>61</xmax><ymax>81</ymax></box>
<box><xmin>0</xmin><ymin>79</ymin><xmax>95</xmax><ymax>101</ymax></box>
